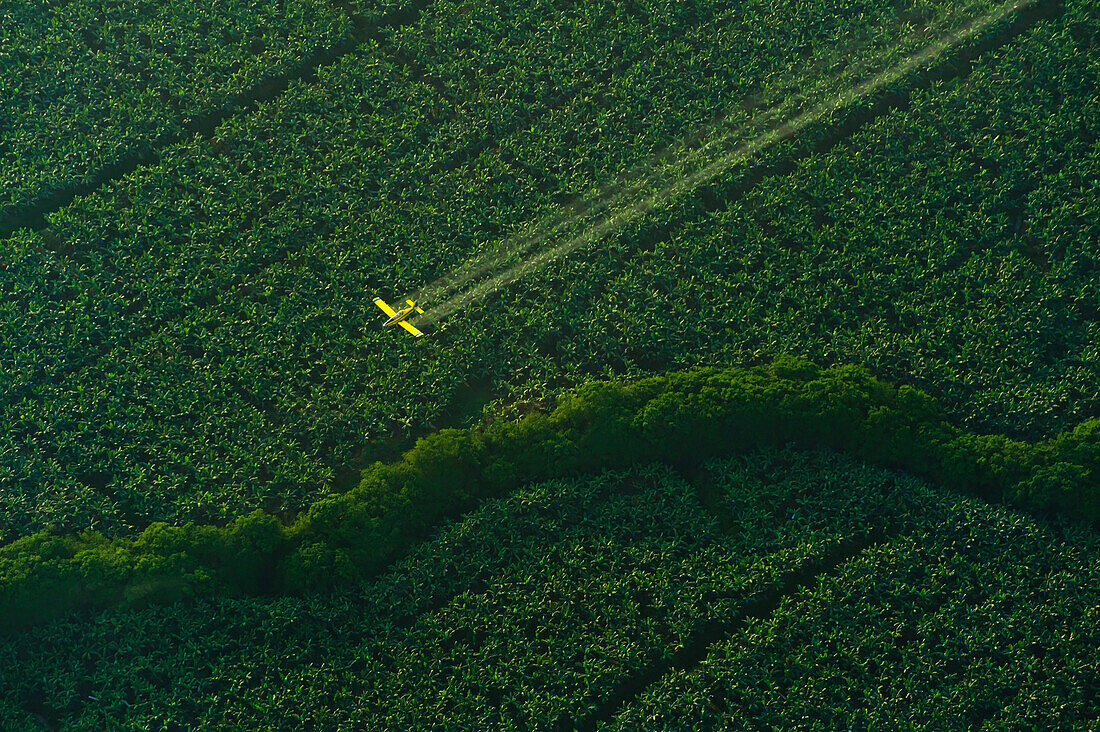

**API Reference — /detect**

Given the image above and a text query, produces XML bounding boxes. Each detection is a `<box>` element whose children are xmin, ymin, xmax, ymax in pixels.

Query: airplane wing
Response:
<box><xmin>399</xmin><ymin>320</ymin><xmax>425</xmax><ymax>338</ymax></box>
<box><xmin>373</xmin><ymin>297</ymin><xmax>397</xmax><ymax>317</ymax></box>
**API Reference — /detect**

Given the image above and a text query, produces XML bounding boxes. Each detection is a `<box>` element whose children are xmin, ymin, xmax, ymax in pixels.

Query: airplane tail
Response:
<box><xmin>407</xmin><ymin>299</ymin><xmax>426</xmax><ymax>314</ymax></box>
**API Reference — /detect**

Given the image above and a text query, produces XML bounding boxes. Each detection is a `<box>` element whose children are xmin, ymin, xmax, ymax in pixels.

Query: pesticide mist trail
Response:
<box><xmin>414</xmin><ymin>0</ymin><xmax>1034</xmax><ymax>327</ymax></box>
<box><xmin>408</xmin><ymin>9</ymin><xmax>929</xmax><ymax>311</ymax></box>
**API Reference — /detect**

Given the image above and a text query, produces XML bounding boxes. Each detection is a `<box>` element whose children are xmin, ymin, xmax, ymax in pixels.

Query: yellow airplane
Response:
<box><xmin>373</xmin><ymin>297</ymin><xmax>425</xmax><ymax>338</ymax></box>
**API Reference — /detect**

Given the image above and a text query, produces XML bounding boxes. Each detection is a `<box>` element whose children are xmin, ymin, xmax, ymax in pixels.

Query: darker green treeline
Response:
<box><xmin>1</xmin><ymin>355</ymin><xmax>1097</xmax><ymax>632</ymax></box>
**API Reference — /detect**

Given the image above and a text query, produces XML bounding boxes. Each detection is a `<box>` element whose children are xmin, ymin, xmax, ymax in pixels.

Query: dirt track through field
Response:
<box><xmin>566</xmin><ymin>525</ymin><xmax>893</xmax><ymax>731</ymax></box>
<box><xmin>0</xmin><ymin>0</ymin><xmax>732</xmax><ymax>409</ymax></box>
<box><xmin>412</xmin><ymin>0</ymin><xmax>1041</xmax><ymax>328</ymax></box>
<box><xmin>0</xmin><ymin>0</ymin><xmax>432</xmax><ymax>239</ymax></box>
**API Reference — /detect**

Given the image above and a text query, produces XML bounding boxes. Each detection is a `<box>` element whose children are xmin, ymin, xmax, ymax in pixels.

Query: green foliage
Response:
<box><xmin>1010</xmin><ymin>462</ymin><xmax>1095</xmax><ymax>518</ymax></box>
<box><xmin>0</xmin><ymin>0</ymin><xmax>1095</xmax><ymax>719</ymax></box>
<box><xmin>403</xmin><ymin>429</ymin><xmax>486</xmax><ymax>512</ymax></box>
<box><xmin>1</xmin><ymin>450</ymin><xmax>1094</xmax><ymax>728</ymax></box>
<box><xmin>0</xmin><ymin>0</ymin><xmax>355</xmax><ymax>210</ymax></box>
<box><xmin>220</xmin><ymin>510</ymin><xmax>287</xmax><ymax>594</ymax></box>
<box><xmin>612</xmin><ymin>467</ymin><xmax>1100</xmax><ymax>729</ymax></box>
<box><xmin>5</xmin><ymin>0</ymin><xmax>1074</xmax><ymax>543</ymax></box>
<box><xmin>1</xmin><ymin>358</ymin><xmax>1098</xmax><ymax>632</ymax></box>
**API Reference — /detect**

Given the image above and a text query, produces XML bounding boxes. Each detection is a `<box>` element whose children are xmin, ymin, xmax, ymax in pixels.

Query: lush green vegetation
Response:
<box><xmin>611</xmin><ymin>453</ymin><xmax>1100</xmax><ymax>729</ymax></box>
<box><xmin>600</xmin><ymin>0</ymin><xmax>1099</xmax><ymax>439</ymax></box>
<box><xmin>0</xmin><ymin>0</ymin><xmax>355</xmax><ymax>213</ymax></box>
<box><xmin>2</xmin><ymin>0</ymin><xmax>1097</xmax><ymax>724</ymax></box>
<box><xmin>0</xmin><ymin>0</ymin><xmax>1010</xmax><ymax>540</ymax></box>
<box><xmin>1</xmin><ymin>358</ymin><xmax>1096</xmax><ymax>633</ymax></box>
<box><xmin>1</xmin><ymin>449</ymin><xmax>1094</xmax><ymax>728</ymax></box>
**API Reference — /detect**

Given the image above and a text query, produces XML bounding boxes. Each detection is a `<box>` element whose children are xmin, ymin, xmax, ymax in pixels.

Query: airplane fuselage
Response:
<box><xmin>383</xmin><ymin>303</ymin><xmax>417</xmax><ymax>327</ymax></box>
<box><xmin>373</xmin><ymin>297</ymin><xmax>426</xmax><ymax>337</ymax></box>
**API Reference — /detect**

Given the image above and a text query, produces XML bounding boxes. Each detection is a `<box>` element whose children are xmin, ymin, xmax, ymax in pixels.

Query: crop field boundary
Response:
<box><xmin>1</xmin><ymin>357</ymin><xmax>1098</xmax><ymax>633</ymax></box>
<box><xmin>0</xmin><ymin>0</ymin><xmax>432</xmax><ymax>240</ymax></box>
<box><xmin>565</xmin><ymin>524</ymin><xmax>893</xmax><ymax>731</ymax></box>
<box><xmin>415</xmin><ymin>0</ymin><xmax>1059</xmax><ymax>326</ymax></box>
<box><xmin>1</xmin><ymin>0</ymin><xmax>742</xmax><ymax>243</ymax></box>
<box><xmin>617</xmin><ymin>0</ymin><xmax>1066</xmax><ymax>276</ymax></box>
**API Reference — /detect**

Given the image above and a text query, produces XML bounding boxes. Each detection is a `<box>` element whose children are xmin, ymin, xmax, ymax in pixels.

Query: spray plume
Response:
<box><xmin>413</xmin><ymin>0</ymin><xmax>1033</xmax><ymax>326</ymax></box>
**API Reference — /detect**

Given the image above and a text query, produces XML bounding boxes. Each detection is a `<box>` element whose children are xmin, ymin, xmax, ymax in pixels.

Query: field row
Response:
<box><xmin>0</xmin><ymin>0</ymin><xmax>960</xmax><ymax>537</ymax></box>
<box><xmin>3</xmin><ymin>0</ymin><xmax>877</xmax><ymax>395</ymax></box>
<box><xmin>612</xmin><ymin>458</ymin><xmax>1100</xmax><ymax>727</ymax></box>
<box><xmin>462</xmin><ymin>0</ymin><xmax>1097</xmax><ymax>441</ymax></box>
<box><xmin>0</xmin><ymin>0</ymin><xmax>367</xmax><ymax>212</ymax></box>
<box><xmin>1</xmin><ymin>450</ymin><xmax>1093</xmax><ymax>728</ymax></box>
